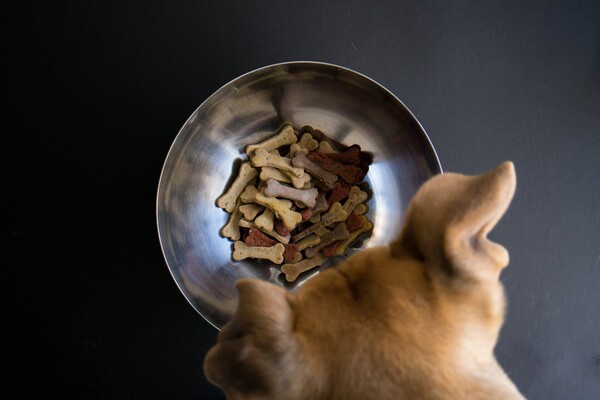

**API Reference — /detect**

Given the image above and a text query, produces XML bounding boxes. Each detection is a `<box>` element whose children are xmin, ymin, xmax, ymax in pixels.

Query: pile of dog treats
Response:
<box><xmin>216</xmin><ymin>125</ymin><xmax>373</xmax><ymax>282</ymax></box>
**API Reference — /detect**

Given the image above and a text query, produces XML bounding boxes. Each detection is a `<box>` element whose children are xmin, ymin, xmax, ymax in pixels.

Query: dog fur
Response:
<box><xmin>204</xmin><ymin>162</ymin><xmax>525</xmax><ymax>400</ymax></box>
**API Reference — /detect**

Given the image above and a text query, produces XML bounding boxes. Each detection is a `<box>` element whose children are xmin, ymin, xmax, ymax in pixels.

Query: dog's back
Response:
<box><xmin>204</xmin><ymin>162</ymin><xmax>525</xmax><ymax>400</ymax></box>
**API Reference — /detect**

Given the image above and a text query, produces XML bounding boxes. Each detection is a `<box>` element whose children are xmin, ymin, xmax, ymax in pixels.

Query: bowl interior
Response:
<box><xmin>157</xmin><ymin>62</ymin><xmax>441</xmax><ymax>329</ymax></box>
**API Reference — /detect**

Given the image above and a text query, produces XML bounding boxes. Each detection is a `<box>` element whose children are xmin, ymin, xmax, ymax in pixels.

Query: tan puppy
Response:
<box><xmin>204</xmin><ymin>162</ymin><xmax>525</xmax><ymax>400</ymax></box>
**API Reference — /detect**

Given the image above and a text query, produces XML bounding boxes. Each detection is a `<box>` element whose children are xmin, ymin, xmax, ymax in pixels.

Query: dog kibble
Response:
<box><xmin>305</xmin><ymin>223</ymin><xmax>350</xmax><ymax>258</ymax></box>
<box><xmin>218</xmin><ymin>125</ymin><xmax>374</xmax><ymax>280</ymax></box>
<box><xmin>245</xmin><ymin>125</ymin><xmax>297</xmax><ymax>156</ymax></box>
<box><xmin>299</xmin><ymin>133</ymin><xmax>319</xmax><ymax>152</ymax></box>
<box><xmin>239</xmin><ymin>203</ymin><xmax>264</xmax><ymax>221</ymax></box>
<box><xmin>255</xmin><ymin>192</ymin><xmax>302</xmax><ymax>231</ymax></box>
<box><xmin>252</xmin><ymin>148</ymin><xmax>305</xmax><ymax>178</ymax></box>
<box><xmin>292</xmin><ymin>152</ymin><xmax>338</xmax><ymax>190</ymax></box>
<box><xmin>244</xmin><ymin>227</ymin><xmax>277</xmax><ymax>247</ymax></box>
<box><xmin>216</xmin><ymin>163</ymin><xmax>258</xmax><ymax>212</ymax></box>
<box><xmin>353</xmin><ymin>203</ymin><xmax>367</xmax><ymax>215</ymax></box>
<box><xmin>233</xmin><ymin>241</ymin><xmax>285</xmax><ymax>264</ymax></box>
<box><xmin>322</xmin><ymin>144</ymin><xmax>361</xmax><ymax>165</ymax></box>
<box><xmin>264</xmin><ymin>179</ymin><xmax>318</xmax><ymax>209</ymax></box>
<box><xmin>281</xmin><ymin>253</ymin><xmax>326</xmax><ymax>282</ymax></box>
<box><xmin>308</xmin><ymin>151</ymin><xmax>363</xmax><ymax>184</ymax></box>
<box><xmin>254</xmin><ymin>208</ymin><xmax>276</xmax><ymax>232</ymax></box>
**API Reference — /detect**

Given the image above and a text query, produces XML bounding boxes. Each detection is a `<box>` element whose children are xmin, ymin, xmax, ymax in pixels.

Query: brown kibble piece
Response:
<box><xmin>299</xmin><ymin>208</ymin><xmax>313</xmax><ymax>221</ymax></box>
<box><xmin>305</xmin><ymin>223</ymin><xmax>350</xmax><ymax>258</ymax></box>
<box><xmin>327</xmin><ymin>181</ymin><xmax>351</xmax><ymax>207</ymax></box>
<box><xmin>274</xmin><ymin>218</ymin><xmax>290</xmax><ymax>236</ymax></box>
<box><xmin>313</xmin><ymin>193</ymin><xmax>329</xmax><ymax>214</ymax></box>
<box><xmin>308</xmin><ymin>151</ymin><xmax>363</xmax><ymax>184</ymax></box>
<box><xmin>322</xmin><ymin>242</ymin><xmax>339</xmax><ymax>257</ymax></box>
<box><xmin>323</xmin><ymin>144</ymin><xmax>361</xmax><ymax>165</ymax></box>
<box><xmin>333</xmin><ymin>215</ymin><xmax>374</xmax><ymax>256</ymax></box>
<box><xmin>292</xmin><ymin>202</ymin><xmax>347</xmax><ymax>242</ymax></box>
<box><xmin>292</xmin><ymin>152</ymin><xmax>338</xmax><ymax>190</ymax></box>
<box><xmin>283</xmin><ymin>242</ymin><xmax>300</xmax><ymax>263</ymax></box>
<box><xmin>345</xmin><ymin>213</ymin><xmax>364</xmax><ymax>233</ymax></box>
<box><xmin>244</xmin><ymin>228</ymin><xmax>277</xmax><ymax>247</ymax></box>
<box><xmin>239</xmin><ymin>219</ymin><xmax>291</xmax><ymax>244</ymax></box>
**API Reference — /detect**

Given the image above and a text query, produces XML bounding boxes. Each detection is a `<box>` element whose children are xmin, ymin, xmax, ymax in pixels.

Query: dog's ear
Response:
<box><xmin>392</xmin><ymin>162</ymin><xmax>516</xmax><ymax>281</ymax></box>
<box><xmin>204</xmin><ymin>279</ymin><xmax>295</xmax><ymax>398</ymax></box>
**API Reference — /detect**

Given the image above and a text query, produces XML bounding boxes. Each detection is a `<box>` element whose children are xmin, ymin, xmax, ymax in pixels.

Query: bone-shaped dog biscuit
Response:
<box><xmin>308</xmin><ymin>152</ymin><xmax>363</xmax><ymax>184</ymax></box>
<box><xmin>292</xmin><ymin>152</ymin><xmax>337</xmax><ymax>190</ymax></box>
<box><xmin>282</xmin><ymin>242</ymin><xmax>300</xmax><ymax>264</ymax></box>
<box><xmin>252</xmin><ymin>149</ymin><xmax>304</xmax><ymax>178</ymax></box>
<box><xmin>333</xmin><ymin>215</ymin><xmax>373</xmax><ymax>256</ymax></box>
<box><xmin>292</xmin><ymin>202</ymin><xmax>347</xmax><ymax>242</ymax></box>
<box><xmin>239</xmin><ymin>219</ymin><xmax>291</xmax><ymax>244</ymax></box>
<box><xmin>313</xmin><ymin>194</ymin><xmax>329</xmax><ymax>214</ymax></box>
<box><xmin>308</xmin><ymin>196</ymin><xmax>328</xmax><ymax>222</ymax></box>
<box><xmin>354</xmin><ymin>203</ymin><xmax>367</xmax><ymax>215</ymax></box>
<box><xmin>240</xmin><ymin>185</ymin><xmax>259</xmax><ymax>203</ymax></box>
<box><xmin>255</xmin><ymin>208</ymin><xmax>275</xmax><ymax>232</ymax></box>
<box><xmin>268</xmin><ymin>167</ymin><xmax>311</xmax><ymax>189</ymax></box>
<box><xmin>239</xmin><ymin>203</ymin><xmax>264</xmax><ymax>221</ymax></box>
<box><xmin>314</xmin><ymin>227</ymin><xmax>331</xmax><ymax>237</ymax></box>
<box><xmin>274</xmin><ymin>218</ymin><xmax>290</xmax><ymax>236</ymax></box>
<box><xmin>245</xmin><ymin>125</ymin><xmax>297</xmax><ymax>156</ymax></box>
<box><xmin>323</xmin><ymin>144</ymin><xmax>361</xmax><ymax>165</ymax></box>
<box><xmin>281</xmin><ymin>253</ymin><xmax>326</xmax><ymax>282</ymax></box>
<box><xmin>260</xmin><ymin>167</ymin><xmax>309</xmax><ymax>190</ymax></box>
<box><xmin>220</xmin><ymin>201</ymin><xmax>243</xmax><ymax>241</ymax></box>
<box><xmin>343</xmin><ymin>186</ymin><xmax>369</xmax><ymax>215</ymax></box>
<box><xmin>245</xmin><ymin>229</ymin><xmax>298</xmax><ymax>264</ymax></box>
<box><xmin>299</xmin><ymin>133</ymin><xmax>318</xmax><ymax>151</ymax></box>
<box><xmin>287</xmin><ymin>170</ymin><xmax>312</xmax><ymax>189</ymax></box>
<box><xmin>245</xmin><ymin>227</ymin><xmax>276</xmax><ymax>247</ymax></box>
<box><xmin>299</xmin><ymin>208</ymin><xmax>313</xmax><ymax>221</ymax></box>
<box><xmin>254</xmin><ymin>192</ymin><xmax>302</xmax><ymax>231</ymax></box>
<box><xmin>305</xmin><ymin>222</ymin><xmax>350</xmax><ymax>258</ymax></box>
<box><xmin>290</xmin><ymin>252</ymin><xmax>303</xmax><ymax>264</ymax></box>
<box><xmin>264</xmin><ymin>179</ymin><xmax>318</xmax><ymax>208</ymax></box>
<box><xmin>289</xmin><ymin>143</ymin><xmax>308</xmax><ymax>158</ymax></box>
<box><xmin>318</xmin><ymin>140</ymin><xmax>338</xmax><ymax>153</ymax></box>
<box><xmin>233</xmin><ymin>241</ymin><xmax>285</xmax><ymax>264</ymax></box>
<box><xmin>295</xmin><ymin>234</ymin><xmax>321</xmax><ymax>251</ymax></box>
<box><xmin>216</xmin><ymin>163</ymin><xmax>258</xmax><ymax>212</ymax></box>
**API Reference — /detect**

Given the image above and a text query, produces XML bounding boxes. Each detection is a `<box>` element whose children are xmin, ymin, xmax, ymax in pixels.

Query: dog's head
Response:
<box><xmin>204</xmin><ymin>162</ymin><xmax>524</xmax><ymax>400</ymax></box>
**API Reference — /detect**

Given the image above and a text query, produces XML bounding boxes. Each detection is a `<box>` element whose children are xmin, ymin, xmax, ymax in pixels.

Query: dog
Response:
<box><xmin>204</xmin><ymin>162</ymin><xmax>525</xmax><ymax>399</ymax></box>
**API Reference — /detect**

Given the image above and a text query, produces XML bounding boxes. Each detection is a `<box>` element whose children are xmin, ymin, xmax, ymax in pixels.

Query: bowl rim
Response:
<box><xmin>156</xmin><ymin>61</ymin><xmax>443</xmax><ymax>328</ymax></box>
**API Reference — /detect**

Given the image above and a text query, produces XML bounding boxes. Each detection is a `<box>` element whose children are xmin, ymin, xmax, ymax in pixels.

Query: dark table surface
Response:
<box><xmin>5</xmin><ymin>1</ymin><xmax>599</xmax><ymax>398</ymax></box>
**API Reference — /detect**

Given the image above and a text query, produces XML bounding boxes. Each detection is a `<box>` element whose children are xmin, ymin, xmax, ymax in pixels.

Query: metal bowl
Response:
<box><xmin>157</xmin><ymin>62</ymin><xmax>442</xmax><ymax>329</ymax></box>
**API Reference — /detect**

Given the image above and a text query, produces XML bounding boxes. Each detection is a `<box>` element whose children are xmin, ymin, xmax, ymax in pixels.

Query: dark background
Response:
<box><xmin>4</xmin><ymin>0</ymin><xmax>599</xmax><ymax>398</ymax></box>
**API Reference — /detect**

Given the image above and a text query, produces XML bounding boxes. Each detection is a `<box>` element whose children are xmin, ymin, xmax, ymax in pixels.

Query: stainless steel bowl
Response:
<box><xmin>157</xmin><ymin>61</ymin><xmax>442</xmax><ymax>329</ymax></box>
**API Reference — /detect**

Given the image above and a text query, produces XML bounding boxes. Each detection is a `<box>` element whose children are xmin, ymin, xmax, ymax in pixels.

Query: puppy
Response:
<box><xmin>204</xmin><ymin>162</ymin><xmax>525</xmax><ymax>400</ymax></box>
